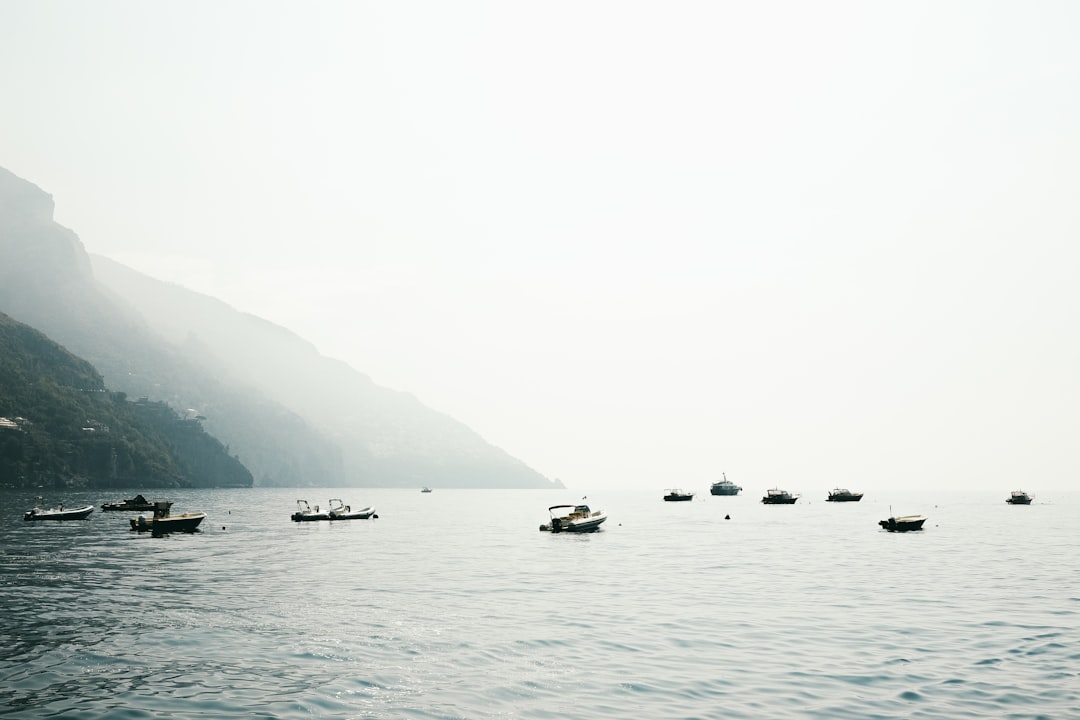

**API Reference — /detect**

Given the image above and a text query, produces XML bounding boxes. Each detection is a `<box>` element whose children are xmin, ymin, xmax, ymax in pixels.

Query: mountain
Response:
<box><xmin>0</xmin><ymin>166</ymin><xmax>561</xmax><ymax>489</ymax></box>
<box><xmin>0</xmin><ymin>311</ymin><xmax>253</xmax><ymax>489</ymax></box>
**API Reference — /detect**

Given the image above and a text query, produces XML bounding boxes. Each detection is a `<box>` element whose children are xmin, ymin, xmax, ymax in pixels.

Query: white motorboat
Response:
<box><xmin>539</xmin><ymin>503</ymin><xmax>607</xmax><ymax>533</ymax></box>
<box><xmin>24</xmin><ymin>498</ymin><xmax>94</xmax><ymax>521</ymax></box>
<box><xmin>131</xmin><ymin>502</ymin><xmax>206</xmax><ymax>534</ymax></box>
<box><xmin>291</xmin><ymin>499</ymin><xmax>329</xmax><ymax>522</ymax></box>
<box><xmin>327</xmin><ymin>498</ymin><xmax>377</xmax><ymax>520</ymax></box>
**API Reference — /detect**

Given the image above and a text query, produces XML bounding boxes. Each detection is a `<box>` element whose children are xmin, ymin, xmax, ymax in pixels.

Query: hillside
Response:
<box><xmin>0</xmin><ymin>166</ymin><xmax>560</xmax><ymax>488</ymax></box>
<box><xmin>0</xmin><ymin>312</ymin><xmax>253</xmax><ymax>489</ymax></box>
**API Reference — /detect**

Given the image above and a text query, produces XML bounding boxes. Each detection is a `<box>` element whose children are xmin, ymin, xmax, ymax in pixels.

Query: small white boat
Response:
<box><xmin>24</xmin><ymin>498</ymin><xmax>94</xmax><ymax>521</ymax></box>
<box><xmin>879</xmin><ymin>514</ymin><xmax>927</xmax><ymax>532</ymax></box>
<box><xmin>291</xmin><ymin>499</ymin><xmax>330</xmax><ymax>522</ymax></box>
<box><xmin>131</xmin><ymin>502</ymin><xmax>205</xmax><ymax>534</ymax></box>
<box><xmin>327</xmin><ymin>498</ymin><xmax>377</xmax><ymax>520</ymax></box>
<box><xmin>539</xmin><ymin>503</ymin><xmax>607</xmax><ymax>533</ymax></box>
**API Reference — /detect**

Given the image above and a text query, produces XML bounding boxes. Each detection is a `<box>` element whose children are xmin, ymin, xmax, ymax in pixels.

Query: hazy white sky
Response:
<box><xmin>3</xmin><ymin>1</ymin><xmax>1079</xmax><ymax>493</ymax></box>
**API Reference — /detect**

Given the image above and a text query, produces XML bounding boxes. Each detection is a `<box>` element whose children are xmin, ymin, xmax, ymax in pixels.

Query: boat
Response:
<box><xmin>291</xmin><ymin>499</ymin><xmax>330</xmax><ymax>522</ymax></box>
<box><xmin>761</xmin><ymin>488</ymin><xmax>799</xmax><ymax>504</ymax></box>
<box><xmin>1006</xmin><ymin>490</ymin><xmax>1033</xmax><ymax>505</ymax></box>
<box><xmin>710</xmin><ymin>473</ymin><xmax>742</xmax><ymax>496</ymax></box>
<box><xmin>327</xmin><ymin>498</ymin><xmax>378</xmax><ymax>520</ymax></box>
<box><xmin>24</xmin><ymin>498</ymin><xmax>94</xmax><ymax>521</ymax></box>
<box><xmin>539</xmin><ymin>503</ymin><xmax>607</xmax><ymax>533</ymax></box>
<box><xmin>878</xmin><ymin>514</ymin><xmax>927</xmax><ymax>532</ymax></box>
<box><xmin>130</xmin><ymin>502</ymin><xmax>205</xmax><ymax>534</ymax></box>
<box><xmin>826</xmin><ymin>488</ymin><xmax>864</xmax><ymax>502</ymax></box>
<box><xmin>663</xmin><ymin>489</ymin><xmax>695</xmax><ymax>502</ymax></box>
<box><xmin>421</xmin><ymin>487</ymin><xmax>432</xmax><ymax>493</ymax></box>
<box><xmin>101</xmin><ymin>494</ymin><xmax>171</xmax><ymax>512</ymax></box>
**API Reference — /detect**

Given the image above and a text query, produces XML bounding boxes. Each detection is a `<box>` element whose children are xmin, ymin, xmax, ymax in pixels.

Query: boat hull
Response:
<box><xmin>663</xmin><ymin>494</ymin><xmax>694</xmax><ymax>502</ymax></box>
<box><xmin>826</xmin><ymin>494</ymin><xmax>863</xmax><ymax>502</ymax></box>
<box><xmin>291</xmin><ymin>513</ymin><xmax>330</xmax><ymax>522</ymax></box>
<box><xmin>879</xmin><ymin>515</ymin><xmax>926</xmax><ymax>532</ymax></box>
<box><xmin>540</xmin><ymin>516</ymin><xmax>607</xmax><ymax>533</ymax></box>
<box><xmin>131</xmin><ymin>513</ymin><xmax>206</xmax><ymax>534</ymax></box>
<box><xmin>329</xmin><ymin>507</ymin><xmax>377</xmax><ymax>520</ymax></box>
<box><xmin>710</xmin><ymin>482</ymin><xmax>741</xmax><ymax>496</ymax></box>
<box><xmin>1006</xmin><ymin>498</ymin><xmax>1032</xmax><ymax>505</ymax></box>
<box><xmin>24</xmin><ymin>506</ymin><xmax>94</xmax><ymax>521</ymax></box>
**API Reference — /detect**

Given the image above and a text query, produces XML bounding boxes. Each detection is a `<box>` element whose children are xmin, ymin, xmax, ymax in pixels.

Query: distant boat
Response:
<box><xmin>421</xmin><ymin>487</ymin><xmax>433</xmax><ymax>493</ymax></box>
<box><xmin>1006</xmin><ymin>490</ymin><xmax>1033</xmax><ymax>505</ymax></box>
<box><xmin>539</xmin><ymin>503</ymin><xmax>607</xmax><ymax>533</ymax></box>
<box><xmin>24</xmin><ymin>498</ymin><xmax>94</xmax><ymax>521</ymax></box>
<box><xmin>710</xmin><ymin>473</ymin><xmax>742</xmax><ymax>496</ymax></box>
<box><xmin>878</xmin><ymin>514</ymin><xmax>927</xmax><ymax>532</ymax></box>
<box><xmin>826</xmin><ymin>488</ymin><xmax>863</xmax><ymax>502</ymax></box>
<box><xmin>761</xmin><ymin>488</ymin><xmax>798</xmax><ymax>504</ymax></box>
<box><xmin>291</xmin><ymin>499</ymin><xmax>330</xmax><ymax>522</ymax></box>
<box><xmin>327</xmin><ymin>498</ymin><xmax>377</xmax><ymax>520</ymax></box>
<box><xmin>130</xmin><ymin>502</ymin><xmax>205</xmax><ymax>534</ymax></box>
<box><xmin>663</xmin><ymin>489</ymin><xmax>695</xmax><ymax>502</ymax></box>
<box><xmin>101</xmin><ymin>494</ymin><xmax>171</xmax><ymax>512</ymax></box>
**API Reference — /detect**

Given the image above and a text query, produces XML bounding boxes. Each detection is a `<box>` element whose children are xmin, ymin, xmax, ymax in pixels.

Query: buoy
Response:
<box><xmin>725</xmin><ymin>514</ymin><xmax>731</xmax><ymax>520</ymax></box>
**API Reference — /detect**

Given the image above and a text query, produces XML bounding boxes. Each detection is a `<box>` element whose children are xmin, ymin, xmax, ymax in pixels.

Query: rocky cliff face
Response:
<box><xmin>0</xmin><ymin>168</ymin><xmax>90</xmax><ymax>295</ymax></box>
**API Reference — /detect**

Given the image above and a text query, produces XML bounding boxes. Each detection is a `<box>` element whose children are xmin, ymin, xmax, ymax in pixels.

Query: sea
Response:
<box><xmin>1</xmin><ymin>487</ymin><xmax>1077</xmax><ymax>719</ymax></box>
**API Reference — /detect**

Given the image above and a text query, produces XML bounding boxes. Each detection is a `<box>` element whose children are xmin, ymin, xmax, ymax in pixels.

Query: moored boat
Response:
<box><xmin>710</xmin><ymin>473</ymin><xmax>742</xmax><ymax>496</ymax></box>
<box><xmin>878</xmin><ymin>514</ymin><xmax>927</xmax><ymax>532</ymax></box>
<box><xmin>24</xmin><ymin>498</ymin><xmax>94</xmax><ymax>521</ymax></box>
<box><xmin>291</xmin><ymin>499</ymin><xmax>329</xmax><ymax>522</ymax></box>
<box><xmin>1006</xmin><ymin>490</ymin><xmax>1033</xmax><ymax>505</ymax></box>
<box><xmin>327</xmin><ymin>498</ymin><xmax>378</xmax><ymax>520</ymax></box>
<box><xmin>539</xmin><ymin>503</ymin><xmax>607</xmax><ymax>533</ymax></box>
<box><xmin>762</xmin><ymin>488</ymin><xmax>798</xmax><ymax>504</ymax></box>
<box><xmin>826</xmin><ymin>488</ymin><xmax>863</xmax><ymax>502</ymax></box>
<box><xmin>101</xmin><ymin>494</ymin><xmax>171</xmax><ymax>512</ymax></box>
<box><xmin>421</xmin><ymin>487</ymin><xmax>433</xmax><ymax>493</ymax></box>
<box><xmin>663</xmin><ymin>489</ymin><xmax>695</xmax><ymax>502</ymax></box>
<box><xmin>130</xmin><ymin>502</ymin><xmax>205</xmax><ymax>534</ymax></box>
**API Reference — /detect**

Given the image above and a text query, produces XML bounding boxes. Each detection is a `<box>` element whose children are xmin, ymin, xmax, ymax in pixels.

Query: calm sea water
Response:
<box><xmin>1</xmin><ymin>487</ymin><xmax>1077</xmax><ymax>719</ymax></box>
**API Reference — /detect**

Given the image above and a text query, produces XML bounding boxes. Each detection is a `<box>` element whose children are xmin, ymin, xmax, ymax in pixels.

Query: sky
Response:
<box><xmin>2</xmin><ymin>1</ymin><xmax>1079</xmax><ymax>494</ymax></box>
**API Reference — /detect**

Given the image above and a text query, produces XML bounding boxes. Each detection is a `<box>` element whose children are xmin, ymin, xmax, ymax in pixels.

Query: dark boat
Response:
<box><xmin>663</xmin><ymin>489</ymin><xmax>695</xmax><ymax>502</ymax></box>
<box><xmin>710</xmin><ymin>473</ymin><xmax>742</xmax><ymax>496</ymax></box>
<box><xmin>1006</xmin><ymin>490</ymin><xmax>1033</xmax><ymax>505</ymax></box>
<box><xmin>762</xmin><ymin>488</ymin><xmax>798</xmax><ymax>504</ymax></box>
<box><xmin>826</xmin><ymin>488</ymin><xmax>863</xmax><ymax>502</ymax></box>
<box><xmin>130</xmin><ymin>502</ymin><xmax>205</xmax><ymax>534</ymax></box>
<box><xmin>878</xmin><ymin>514</ymin><xmax>927</xmax><ymax>532</ymax></box>
<box><xmin>291</xmin><ymin>499</ymin><xmax>330</xmax><ymax>522</ymax></box>
<box><xmin>24</xmin><ymin>498</ymin><xmax>94</xmax><ymax>521</ymax></box>
<box><xmin>101</xmin><ymin>494</ymin><xmax>172</xmax><ymax>512</ymax></box>
<box><xmin>327</xmin><ymin>498</ymin><xmax>378</xmax><ymax>520</ymax></box>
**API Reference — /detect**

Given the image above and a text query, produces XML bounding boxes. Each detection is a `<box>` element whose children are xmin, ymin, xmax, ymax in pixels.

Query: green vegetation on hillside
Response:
<box><xmin>0</xmin><ymin>312</ymin><xmax>252</xmax><ymax>489</ymax></box>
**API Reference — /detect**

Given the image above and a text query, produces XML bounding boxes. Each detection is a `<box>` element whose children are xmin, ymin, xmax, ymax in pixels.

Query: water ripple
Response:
<box><xmin>2</xmin><ymin>489</ymin><xmax>1079</xmax><ymax>718</ymax></box>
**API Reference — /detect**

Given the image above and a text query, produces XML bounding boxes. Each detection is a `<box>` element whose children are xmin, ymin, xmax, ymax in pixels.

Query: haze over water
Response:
<box><xmin>2</xmin><ymin>487</ymin><xmax>1077</xmax><ymax>719</ymax></box>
